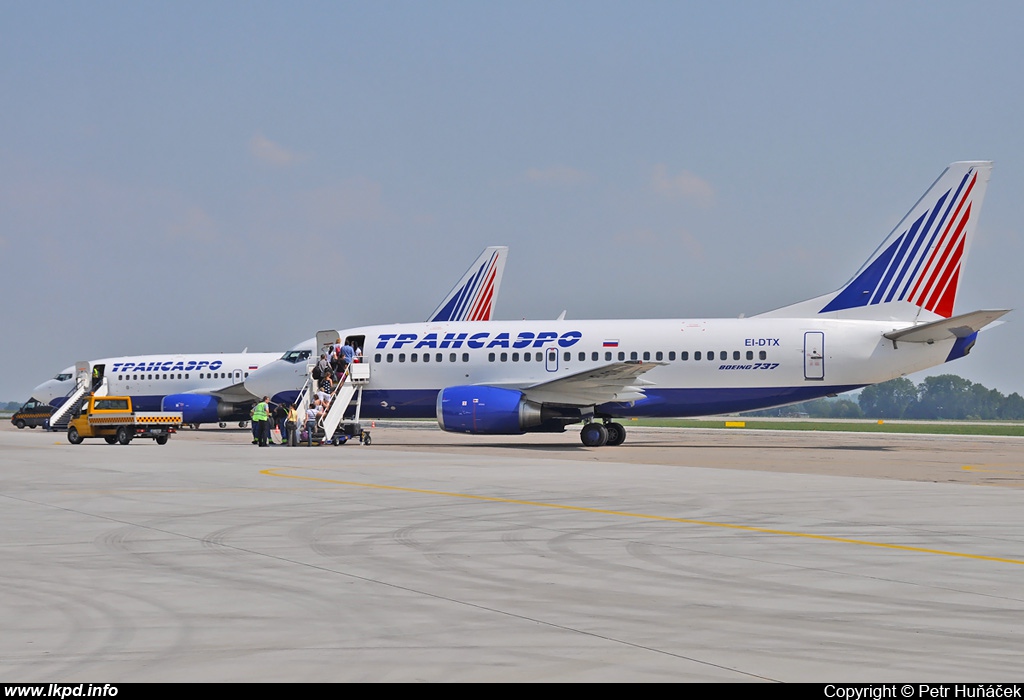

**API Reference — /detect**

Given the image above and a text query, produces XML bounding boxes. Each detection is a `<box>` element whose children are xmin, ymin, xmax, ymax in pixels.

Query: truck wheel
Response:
<box><xmin>14</xmin><ymin>419</ymin><xmax>26</xmax><ymax>429</ymax></box>
<box><xmin>155</xmin><ymin>435</ymin><xmax>168</xmax><ymax>445</ymax></box>
<box><xmin>104</xmin><ymin>436</ymin><xmax>117</xmax><ymax>445</ymax></box>
<box><xmin>68</xmin><ymin>427</ymin><xmax>83</xmax><ymax>445</ymax></box>
<box><xmin>116</xmin><ymin>426</ymin><xmax>132</xmax><ymax>445</ymax></box>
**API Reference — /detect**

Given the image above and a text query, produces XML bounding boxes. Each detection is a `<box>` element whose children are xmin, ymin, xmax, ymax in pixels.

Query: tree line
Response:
<box><xmin>743</xmin><ymin>374</ymin><xmax>1024</xmax><ymax>421</ymax></box>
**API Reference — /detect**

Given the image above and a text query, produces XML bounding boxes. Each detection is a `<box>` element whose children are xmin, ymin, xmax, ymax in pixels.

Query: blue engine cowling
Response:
<box><xmin>436</xmin><ymin>386</ymin><xmax>579</xmax><ymax>434</ymax></box>
<box><xmin>162</xmin><ymin>394</ymin><xmax>226</xmax><ymax>424</ymax></box>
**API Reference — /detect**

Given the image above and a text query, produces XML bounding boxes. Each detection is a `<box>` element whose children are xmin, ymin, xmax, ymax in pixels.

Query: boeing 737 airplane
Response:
<box><xmin>244</xmin><ymin>162</ymin><xmax>1009</xmax><ymax>446</ymax></box>
<box><xmin>31</xmin><ymin>246</ymin><xmax>508</xmax><ymax>427</ymax></box>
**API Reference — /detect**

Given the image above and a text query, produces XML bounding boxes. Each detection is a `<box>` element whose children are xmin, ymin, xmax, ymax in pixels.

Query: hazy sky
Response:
<box><xmin>2</xmin><ymin>1</ymin><xmax>1021</xmax><ymax>401</ymax></box>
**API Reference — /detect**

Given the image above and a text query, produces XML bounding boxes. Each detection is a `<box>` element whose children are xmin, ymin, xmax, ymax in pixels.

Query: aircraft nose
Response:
<box><xmin>244</xmin><ymin>360</ymin><xmax>297</xmax><ymax>401</ymax></box>
<box><xmin>31</xmin><ymin>380</ymin><xmax>58</xmax><ymax>405</ymax></box>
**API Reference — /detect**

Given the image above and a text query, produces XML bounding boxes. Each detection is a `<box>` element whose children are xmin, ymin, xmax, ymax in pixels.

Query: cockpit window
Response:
<box><xmin>55</xmin><ymin>373</ymin><xmax>73</xmax><ymax>381</ymax></box>
<box><xmin>281</xmin><ymin>350</ymin><xmax>312</xmax><ymax>364</ymax></box>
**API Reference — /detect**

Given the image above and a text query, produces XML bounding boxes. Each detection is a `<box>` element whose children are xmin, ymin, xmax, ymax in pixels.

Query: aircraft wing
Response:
<box><xmin>510</xmin><ymin>361</ymin><xmax>665</xmax><ymax>406</ymax></box>
<box><xmin>202</xmin><ymin>382</ymin><xmax>258</xmax><ymax>403</ymax></box>
<box><xmin>883</xmin><ymin>309</ymin><xmax>1011</xmax><ymax>345</ymax></box>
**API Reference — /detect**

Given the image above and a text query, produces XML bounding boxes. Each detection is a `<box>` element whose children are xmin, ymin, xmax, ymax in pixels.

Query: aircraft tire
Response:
<box><xmin>580</xmin><ymin>423</ymin><xmax>608</xmax><ymax>447</ymax></box>
<box><xmin>67</xmin><ymin>427</ymin><xmax>83</xmax><ymax>445</ymax></box>
<box><xmin>14</xmin><ymin>419</ymin><xmax>25</xmax><ymax>429</ymax></box>
<box><xmin>604</xmin><ymin>422</ymin><xmax>626</xmax><ymax>446</ymax></box>
<box><xmin>116</xmin><ymin>426</ymin><xmax>132</xmax><ymax>445</ymax></box>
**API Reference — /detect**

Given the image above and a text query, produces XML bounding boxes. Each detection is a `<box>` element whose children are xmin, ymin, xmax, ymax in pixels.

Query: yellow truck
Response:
<box><xmin>67</xmin><ymin>395</ymin><xmax>182</xmax><ymax>445</ymax></box>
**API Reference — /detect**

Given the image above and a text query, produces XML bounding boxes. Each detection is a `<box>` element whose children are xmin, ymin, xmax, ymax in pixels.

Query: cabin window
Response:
<box><xmin>707</xmin><ymin>351</ymin><xmax>715</xmax><ymax>361</ymax></box>
<box><xmin>720</xmin><ymin>351</ymin><xmax>727</xmax><ymax>361</ymax></box>
<box><xmin>411</xmin><ymin>353</ymin><xmax>418</xmax><ymax>363</ymax></box>
<box><xmin>618</xmin><ymin>352</ymin><xmax>625</xmax><ymax>361</ymax></box>
<box><xmin>643</xmin><ymin>351</ymin><xmax>651</xmax><ymax>361</ymax></box>
<box><xmin>759</xmin><ymin>350</ymin><xmax>767</xmax><ymax>360</ymax></box>
<box><xmin>398</xmin><ymin>353</ymin><xmax>406</xmax><ymax>363</ymax></box>
<box><xmin>462</xmin><ymin>353</ymin><xmax>469</xmax><ymax>362</ymax></box>
<box><xmin>669</xmin><ymin>351</ymin><xmax>676</xmax><ymax>361</ymax></box>
<box><xmin>563</xmin><ymin>352</ymin><xmax>570</xmax><ymax>362</ymax></box>
<box><xmin>694</xmin><ymin>352</ymin><xmax>701</xmax><ymax>361</ymax></box>
<box><xmin>500</xmin><ymin>352</ymin><xmax>508</xmax><ymax>362</ymax></box>
<box><xmin>605</xmin><ymin>351</ymin><xmax>612</xmax><ymax>361</ymax></box>
<box><xmin>386</xmin><ymin>353</ymin><xmax>394</xmax><ymax>363</ymax></box>
<box><xmin>488</xmin><ymin>353</ymin><xmax>495</xmax><ymax>362</ymax></box>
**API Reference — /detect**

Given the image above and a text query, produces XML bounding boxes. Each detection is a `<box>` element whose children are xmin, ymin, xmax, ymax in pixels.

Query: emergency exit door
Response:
<box><xmin>804</xmin><ymin>331</ymin><xmax>825</xmax><ymax>380</ymax></box>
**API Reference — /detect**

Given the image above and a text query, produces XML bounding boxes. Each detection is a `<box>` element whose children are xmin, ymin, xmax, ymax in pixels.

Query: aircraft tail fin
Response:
<box><xmin>427</xmin><ymin>246</ymin><xmax>508</xmax><ymax>322</ymax></box>
<box><xmin>759</xmin><ymin>161</ymin><xmax>992</xmax><ymax>321</ymax></box>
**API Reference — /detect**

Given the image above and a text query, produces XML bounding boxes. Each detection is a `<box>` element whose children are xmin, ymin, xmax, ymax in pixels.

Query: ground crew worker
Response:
<box><xmin>252</xmin><ymin>396</ymin><xmax>270</xmax><ymax>447</ymax></box>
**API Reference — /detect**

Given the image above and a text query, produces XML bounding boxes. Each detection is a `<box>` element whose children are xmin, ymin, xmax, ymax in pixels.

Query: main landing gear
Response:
<box><xmin>579</xmin><ymin>420</ymin><xmax>626</xmax><ymax>447</ymax></box>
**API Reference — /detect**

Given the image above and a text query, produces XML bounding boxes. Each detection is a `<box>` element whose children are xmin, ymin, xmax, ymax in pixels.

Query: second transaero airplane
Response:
<box><xmin>245</xmin><ymin>162</ymin><xmax>1009</xmax><ymax>446</ymax></box>
<box><xmin>31</xmin><ymin>246</ymin><xmax>508</xmax><ymax>427</ymax></box>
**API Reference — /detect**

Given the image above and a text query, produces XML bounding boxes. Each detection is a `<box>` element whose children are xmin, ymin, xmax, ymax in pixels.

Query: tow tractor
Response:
<box><xmin>67</xmin><ymin>395</ymin><xmax>182</xmax><ymax>445</ymax></box>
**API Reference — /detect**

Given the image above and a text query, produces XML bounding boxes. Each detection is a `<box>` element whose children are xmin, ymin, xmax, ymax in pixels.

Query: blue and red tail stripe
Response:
<box><xmin>431</xmin><ymin>249</ymin><xmax>501</xmax><ymax>322</ymax></box>
<box><xmin>820</xmin><ymin>167</ymin><xmax>979</xmax><ymax>318</ymax></box>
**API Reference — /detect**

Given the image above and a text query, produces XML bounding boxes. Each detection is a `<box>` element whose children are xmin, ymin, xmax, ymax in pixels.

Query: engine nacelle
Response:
<box><xmin>436</xmin><ymin>386</ymin><xmax>579</xmax><ymax>434</ymax></box>
<box><xmin>162</xmin><ymin>394</ymin><xmax>230</xmax><ymax>424</ymax></box>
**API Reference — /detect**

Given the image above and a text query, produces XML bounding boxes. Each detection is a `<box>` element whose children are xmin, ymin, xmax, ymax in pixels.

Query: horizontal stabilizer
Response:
<box><xmin>883</xmin><ymin>309</ymin><xmax>1010</xmax><ymax>344</ymax></box>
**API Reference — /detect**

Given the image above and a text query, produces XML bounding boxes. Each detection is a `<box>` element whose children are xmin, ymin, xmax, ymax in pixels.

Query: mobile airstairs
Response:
<box><xmin>295</xmin><ymin>358</ymin><xmax>371</xmax><ymax>446</ymax></box>
<box><xmin>47</xmin><ymin>361</ymin><xmax>109</xmax><ymax>431</ymax></box>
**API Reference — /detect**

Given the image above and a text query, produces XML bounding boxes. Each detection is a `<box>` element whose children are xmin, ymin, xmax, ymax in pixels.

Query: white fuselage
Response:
<box><xmin>244</xmin><ymin>317</ymin><xmax>960</xmax><ymax>419</ymax></box>
<box><xmin>33</xmin><ymin>352</ymin><xmax>281</xmax><ymax>414</ymax></box>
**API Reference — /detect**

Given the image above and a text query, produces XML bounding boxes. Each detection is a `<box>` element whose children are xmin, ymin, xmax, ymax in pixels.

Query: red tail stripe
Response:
<box><xmin>916</xmin><ymin>202</ymin><xmax>971</xmax><ymax>311</ymax></box>
<box><xmin>468</xmin><ymin>265</ymin><xmax>497</xmax><ymax>321</ymax></box>
<box><xmin>933</xmin><ymin>265</ymin><xmax>962</xmax><ymax>318</ymax></box>
<box><xmin>908</xmin><ymin>172</ymin><xmax>976</xmax><ymax>301</ymax></box>
<box><xmin>924</xmin><ymin>230</ymin><xmax>966</xmax><ymax>314</ymax></box>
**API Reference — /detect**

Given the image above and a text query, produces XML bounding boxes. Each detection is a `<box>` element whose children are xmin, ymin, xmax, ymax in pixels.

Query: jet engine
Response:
<box><xmin>162</xmin><ymin>394</ymin><xmax>241</xmax><ymax>425</ymax></box>
<box><xmin>436</xmin><ymin>386</ymin><xmax>579</xmax><ymax>434</ymax></box>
